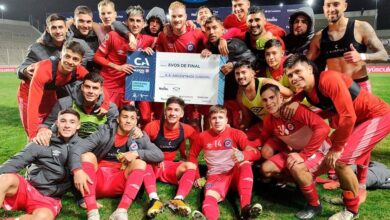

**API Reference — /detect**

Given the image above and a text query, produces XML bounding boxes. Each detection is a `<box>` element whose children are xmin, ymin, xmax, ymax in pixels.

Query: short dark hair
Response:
<box><xmin>204</xmin><ymin>15</ymin><xmax>222</xmax><ymax>27</ymax></box>
<box><xmin>58</xmin><ymin>108</ymin><xmax>80</xmax><ymax>120</ymax></box>
<box><xmin>248</xmin><ymin>6</ymin><xmax>265</xmax><ymax>16</ymax></box>
<box><xmin>119</xmin><ymin>105</ymin><xmax>139</xmax><ymax>116</ymax></box>
<box><xmin>233</xmin><ymin>60</ymin><xmax>255</xmax><ymax>71</ymax></box>
<box><xmin>74</xmin><ymin>5</ymin><xmax>93</xmax><ymax>17</ymax></box>
<box><xmin>166</xmin><ymin>96</ymin><xmax>185</xmax><ymax>111</ymax></box>
<box><xmin>197</xmin><ymin>5</ymin><xmax>213</xmax><ymax>16</ymax></box>
<box><xmin>46</xmin><ymin>13</ymin><xmax>66</xmax><ymax>27</ymax></box>
<box><xmin>260</xmin><ymin>83</ymin><xmax>280</xmax><ymax>95</ymax></box>
<box><xmin>264</xmin><ymin>39</ymin><xmax>283</xmax><ymax>50</ymax></box>
<box><xmin>62</xmin><ymin>40</ymin><xmax>85</xmax><ymax>57</ymax></box>
<box><xmin>83</xmin><ymin>72</ymin><xmax>104</xmax><ymax>85</ymax></box>
<box><xmin>283</xmin><ymin>54</ymin><xmax>319</xmax><ymax>75</ymax></box>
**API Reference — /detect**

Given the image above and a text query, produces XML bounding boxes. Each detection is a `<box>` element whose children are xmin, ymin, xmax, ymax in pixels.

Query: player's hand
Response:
<box><xmin>33</xmin><ymin>127</ymin><xmax>52</xmax><ymax>146</ymax></box>
<box><xmin>23</xmin><ymin>63</ymin><xmax>37</xmax><ymax>80</ymax></box>
<box><xmin>343</xmin><ymin>44</ymin><xmax>362</xmax><ymax>63</ymax></box>
<box><xmin>158</xmin><ymin>161</ymin><xmax>165</xmax><ymax>171</ymax></box>
<box><xmin>119</xmin><ymin>151</ymin><xmax>139</xmax><ymax>163</ymax></box>
<box><xmin>201</xmin><ymin>49</ymin><xmax>212</xmax><ymax>58</ymax></box>
<box><xmin>163</xmin><ymin>24</ymin><xmax>173</xmax><ymax>37</ymax></box>
<box><xmin>94</xmin><ymin>107</ymin><xmax>108</xmax><ymax>117</ymax></box>
<box><xmin>218</xmin><ymin>38</ymin><xmax>229</xmax><ymax>56</ymax></box>
<box><xmin>116</xmin><ymin>64</ymin><xmax>134</xmax><ymax>74</ymax></box>
<box><xmin>325</xmin><ymin>149</ymin><xmax>343</xmax><ymax>169</ymax></box>
<box><xmin>128</xmin><ymin>33</ymin><xmax>137</xmax><ymax>51</ymax></box>
<box><xmin>231</xmin><ymin>148</ymin><xmax>245</xmax><ymax>164</ymax></box>
<box><xmin>131</xmin><ymin>127</ymin><xmax>143</xmax><ymax>139</ymax></box>
<box><xmin>221</xmin><ymin>62</ymin><xmax>233</xmax><ymax>75</ymax></box>
<box><xmin>186</xmin><ymin>20</ymin><xmax>197</xmax><ymax>30</ymax></box>
<box><xmin>74</xmin><ymin>169</ymin><xmax>93</xmax><ymax>197</ymax></box>
<box><xmin>280</xmin><ymin>101</ymin><xmax>299</xmax><ymax>120</ymax></box>
<box><xmin>286</xmin><ymin>153</ymin><xmax>304</xmax><ymax>170</ymax></box>
<box><xmin>143</xmin><ymin>47</ymin><xmax>154</xmax><ymax>56</ymax></box>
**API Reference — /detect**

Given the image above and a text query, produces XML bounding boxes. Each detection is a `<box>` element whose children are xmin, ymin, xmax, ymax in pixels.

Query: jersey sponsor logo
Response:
<box><xmin>224</xmin><ymin>138</ymin><xmax>233</xmax><ymax>149</ymax></box>
<box><xmin>52</xmin><ymin>150</ymin><xmax>61</xmax><ymax>157</ymax></box>
<box><xmin>250</xmin><ymin>107</ymin><xmax>263</xmax><ymax>114</ymax></box>
<box><xmin>187</xmin><ymin>43</ymin><xmax>195</xmax><ymax>52</ymax></box>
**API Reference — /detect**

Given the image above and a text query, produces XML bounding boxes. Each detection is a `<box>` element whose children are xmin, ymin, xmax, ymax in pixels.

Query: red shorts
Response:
<box><xmin>152</xmin><ymin>161</ymin><xmax>183</xmax><ymax>184</ymax></box>
<box><xmin>339</xmin><ymin>112</ymin><xmax>390</xmax><ymax>165</ymax></box>
<box><xmin>3</xmin><ymin>174</ymin><xmax>62</xmax><ymax>217</ymax></box>
<box><xmin>95</xmin><ymin>166</ymin><xmax>126</xmax><ymax>198</ymax></box>
<box><xmin>269</xmin><ymin>151</ymin><xmax>326</xmax><ymax>174</ymax></box>
<box><xmin>204</xmin><ymin>164</ymin><xmax>249</xmax><ymax>201</ymax></box>
<box><xmin>106</xmin><ymin>88</ymin><xmax>132</xmax><ymax>109</ymax></box>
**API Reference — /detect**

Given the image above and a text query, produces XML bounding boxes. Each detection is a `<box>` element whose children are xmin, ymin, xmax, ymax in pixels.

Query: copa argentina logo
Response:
<box><xmin>134</xmin><ymin>57</ymin><xmax>150</xmax><ymax>66</ymax></box>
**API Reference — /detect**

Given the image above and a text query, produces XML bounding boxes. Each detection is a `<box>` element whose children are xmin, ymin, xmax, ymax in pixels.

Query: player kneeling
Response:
<box><xmin>189</xmin><ymin>105</ymin><xmax>262</xmax><ymax>220</ymax></box>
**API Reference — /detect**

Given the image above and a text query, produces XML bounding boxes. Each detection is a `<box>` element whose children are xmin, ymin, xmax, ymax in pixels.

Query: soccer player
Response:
<box><xmin>259</xmin><ymin>84</ymin><xmax>331</xmax><ymax>219</ymax></box>
<box><xmin>283</xmin><ymin>6</ymin><xmax>315</xmax><ymax>55</ymax></box>
<box><xmin>0</xmin><ymin>109</ymin><xmax>82</xmax><ymax>220</ymax></box>
<box><xmin>264</xmin><ymin>39</ymin><xmax>289</xmax><ymax>87</ymax></box>
<box><xmin>94</xmin><ymin>0</ymin><xmax>118</xmax><ymax>43</ymax></box>
<box><xmin>71</xmin><ymin>105</ymin><xmax>164</xmax><ymax>220</ymax></box>
<box><xmin>34</xmin><ymin>72</ymin><xmax>118</xmax><ymax>146</ymax></box>
<box><xmin>189</xmin><ymin>105</ymin><xmax>262</xmax><ymax>220</ymax></box>
<box><xmin>143</xmin><ymin>97</ymin><xmax>198</xmax><ymax>218</ymax></box>
<box><xmin>284</xmin><ymin>54</ymin><xmax>390</xmax><ymax>219</ymax></box>
<box><xmin>196</xmin><ymin>5</ymin><xmax>214</xmax><ymax>32</ymax></box>
<box><xmin>93</xmin><ymin>5</ymin><xmax>155</xmax><ymax>119</ymax></box>
<box><xmin>26</xmin><ymin>41</ymin><xmax>104</xmax><ymax>139</ymax></box>
<box><xmin>307</xmin><ymin>0</ymin><xmax>388</xmax><ymax>92</ymax></box>
<box><xmin>234</xmin><ymin>60</ymin><xmax>292</xmax><ymax>157</ymax></box>
<box><xmin>144</xmin><ymin>7</ymin><xmax>166</xmax><ymax>37</ymax></box>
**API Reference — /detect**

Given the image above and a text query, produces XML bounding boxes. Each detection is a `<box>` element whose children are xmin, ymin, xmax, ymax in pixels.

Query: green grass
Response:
<box><xmin>0</xmin><ymin>72</ymin><xmax>390</xmax><ymax>220</ymax></box>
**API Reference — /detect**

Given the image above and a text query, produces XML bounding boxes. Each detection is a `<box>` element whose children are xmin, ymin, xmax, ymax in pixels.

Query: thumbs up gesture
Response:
<box><xmin>231</xmin><ymin>147</ymin><xmax>245</xmax><ymax>164</ymax></box>
<box><xmin>343</xmin><ymin>43</ymin><xmax>364</xmax><ymax>63</ymax></box>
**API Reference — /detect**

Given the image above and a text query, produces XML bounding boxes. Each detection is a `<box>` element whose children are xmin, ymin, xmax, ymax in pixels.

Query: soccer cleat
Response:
<box><xmin>166</xmin><ymin>199</ymin><xmax>191</xmax><ymax>216</ymax></box>
<box><xmin>191</xmin><ymin>210</ymin><xmax>207</xmax><ymax>220</ymax></box>
<box><xmin>240</xmin><ymin>203</ymin><xmax>263</xmax><ymax>220</ymax></box>
<box><xmin>87</xmin><ymin>209</ymin><xmax>100</xmax><ymax>220</ymax></box>
<box><xmin>109</xmin><ymin>208</ymin><xmax>128</xmax><ymax>220</ymax></box>
<box><xmin>147</xmin><ymin>199</ymin><xmax>164</xmax><ymax>219</ymax></box>
<box><xmin>328</xmin><ymin>209</ymin><xmax>359</xmax><ymax>220</ymax></box>
<box><xmin>295</xmin><ymin>204</ymin><xmax>322</xmax><ymax>220</ymax></box>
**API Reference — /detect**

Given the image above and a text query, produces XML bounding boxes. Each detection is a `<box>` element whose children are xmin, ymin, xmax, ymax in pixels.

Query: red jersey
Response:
<box><xmin>27</xmin><ymin>59</ymin><xmax>88</xmax><ymax>138</ymax></box>
<box><xmin>223</xmin><ymin>13</ymin><xmax>286</xmax><ymax>38</ymax></box>
<box><xmin>144</xmin><ymin>120</ymin><xmax>198</xmax><ymax>161</ymax></box>
<box><xmin>260</xmin><ymin>105</ymin><xmax>331</xmax><ymax>160</ymax></box>
<box><xmin>189</xmin><ymin>127</ymin><xmax>259</xmax><ymax>175</ymax></box>
<box><xmin>94</xmin><ymin>31</ymin><xmax>155</xmax><ymax>90</ymax></box>
<box><xmin>306</xmin><ymin>70</ymin><xmax>390</xmax><ymax>151</ymax></box>
<box><xmin>156</xmin><ymin>29</ymin><xmax>205</xmax><ymax>53</ymax></box>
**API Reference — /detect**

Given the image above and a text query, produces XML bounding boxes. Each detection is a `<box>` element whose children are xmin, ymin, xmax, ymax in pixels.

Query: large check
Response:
<box><xmin>125</xmin><ymin>52</ymin><xmax>226</xmax><ymax>105</ymax></box>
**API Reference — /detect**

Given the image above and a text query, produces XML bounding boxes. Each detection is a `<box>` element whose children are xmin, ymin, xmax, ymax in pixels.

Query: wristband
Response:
<box><xmin>360</xmin><ymin>53</ymin><xmax>367</xmax><ymax>61</ymax></box>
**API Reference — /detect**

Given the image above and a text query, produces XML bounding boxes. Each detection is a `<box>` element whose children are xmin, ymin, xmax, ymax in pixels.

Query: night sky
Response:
<box><xmin>0</xmin><ymin>0</ymin><xmax>388</xmax><ymax>30</ymax></box>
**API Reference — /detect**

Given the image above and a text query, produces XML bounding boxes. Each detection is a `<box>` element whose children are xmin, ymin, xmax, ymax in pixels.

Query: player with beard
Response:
<box><xmin>307</xmin><ymin>0</ymin><xmax>388</xmax><ymax>92</ymax></box>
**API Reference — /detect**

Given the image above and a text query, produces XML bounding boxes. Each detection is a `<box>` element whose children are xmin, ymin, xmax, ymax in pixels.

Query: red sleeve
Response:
<box><xmin>293</xmin><ymin>105</ymin><xmax>330</xmax><ymax>160</ymax></box>
<box><xmin>223</xmin><ymin>14</ymin><xmax>234</xmax><ymax>30</ymax></box>
<box><xmin>143</xmin><ymin>120</ymin><xmax>159</xmax><ymax>141</ymax></box>
<box><xmin>265</xmin><ymin>22</ymin><xmax>286</xmax><ymax>38</ymax></box>
<box><xmin>155</xmin><ymin>32</ymin><xmax>165</xmax><ymax>52</ymax></box>
<box><xmin>27</xmin><ymin>61</ymin><xmax>51</xmax><ymax>139</ymax></box>
<box><xmin>319</xmin><ymin>71</ymin><xmax>357</xmax><ymax>151</ymax></box>
<box><xmin>93</xmin><ymin>32</ymin><xmax>113</xmax><ymax>67</ymax></box>
<box><xmin>140</xmin><ymin>34</ymin><xmax>157</xmax><ymax>49</ymax></box>
<box><xmin>194</xmin><ymin>29</ymin><xmax>205</xmax><ymax>53</ymax></box>
<box><xmin>181</xmin><ymin>124</ymin><xmax>198</xmax><ymax>160</ymax></box>
<box><xmin>233</xmin><ymin>129</ymin><xmax>261</xmax><ymax>161</ymax></box>
<box><xmin>188</xmin><ymin>133</ymin><xmax>203</xmax><ymax>164</ymax></box>
<box><xmin>222</xmin><ymin>28</ymin><xmax>245</xmax><ymax>40</ymax></box>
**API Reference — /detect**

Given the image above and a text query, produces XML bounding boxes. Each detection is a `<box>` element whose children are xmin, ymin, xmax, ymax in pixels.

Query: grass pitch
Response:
<box><xmin>0</xmin><ymin>72</ymin><xmax>389</xmax><ymax>220</ymax></box>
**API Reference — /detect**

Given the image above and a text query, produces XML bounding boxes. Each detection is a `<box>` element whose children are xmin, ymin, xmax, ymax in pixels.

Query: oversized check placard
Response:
<box><xmin>125</xmin><ymin>51</ymin><xmax>226</xmax><ymax>105</ymax></box>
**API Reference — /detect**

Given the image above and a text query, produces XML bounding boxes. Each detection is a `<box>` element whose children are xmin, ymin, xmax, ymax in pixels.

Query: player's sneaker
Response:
<box><xmin>109</xmin><ymin>208</ymin><xmax>128</xmax><ymax>220</ymax></box>
<box><xmin>240</xmin><ymin>203</ymin><xmax>263</xmax><ymax>219</ymax></box>
<box><xmin>166</xmin><ymin>199</ymin><xmax>191</xmax><ymax>216</ymax></box>
<box><xmin>87</xmin><ymin>209</ymin><xmax>100</xmax><ymax>220</ymax></box>
<box><xmin>147</xmin><ymin>199</ymin><xmax>164</xmax><ymax>218</ymax></box>
<box><xmin>192</xmin><ymin>210</ymin><xmax>207</xmax><ymax>220</ymax></box>
<box><xmin>295</xmin><ymin>204</ymin><xmax>322</xmax><ymax>219</ymax></box>
<box><xmin>328</xmin><ymin>209</ymin><xmax>359</xmax><ymax>220</ymax></box>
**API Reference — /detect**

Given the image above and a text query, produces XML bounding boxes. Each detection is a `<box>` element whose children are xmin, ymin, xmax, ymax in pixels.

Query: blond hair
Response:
<box><xmin>98</xmin><ymin>0</ymin><xmax>115</xmax><ymax>11</ymax></box>
<box><xmin>169</xmin><ymin>1</ymin><xmax>186</xmax><ymax>11</ymax></box>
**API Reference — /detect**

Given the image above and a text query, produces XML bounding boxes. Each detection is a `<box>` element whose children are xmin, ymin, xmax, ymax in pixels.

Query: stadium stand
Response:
<box><xmin>0</xmin><ymin>19</ymin><xmax>41</xmax><ymax>66</ymax></box>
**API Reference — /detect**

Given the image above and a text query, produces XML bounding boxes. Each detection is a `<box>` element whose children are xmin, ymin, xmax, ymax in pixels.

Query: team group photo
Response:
<box><xmin>0</xmin><ymin>0</ymin><xmax>389</xmax><ymax>219</ymax></box>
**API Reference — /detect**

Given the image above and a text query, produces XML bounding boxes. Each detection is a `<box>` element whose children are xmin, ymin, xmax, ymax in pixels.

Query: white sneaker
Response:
<box><xmin>87</xmin><ymin>209</ymin><xmax>100</xmax><ymax>220</ymax></box>
<box><xmin>328</xmin><ymin>209</ymin><xmax>359</xmax><ymax>220</ymax></box>
<box><xmin>109</xmin><ymin>208</ymin><xmax>128</xmax><ymax>220</ymax></box>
